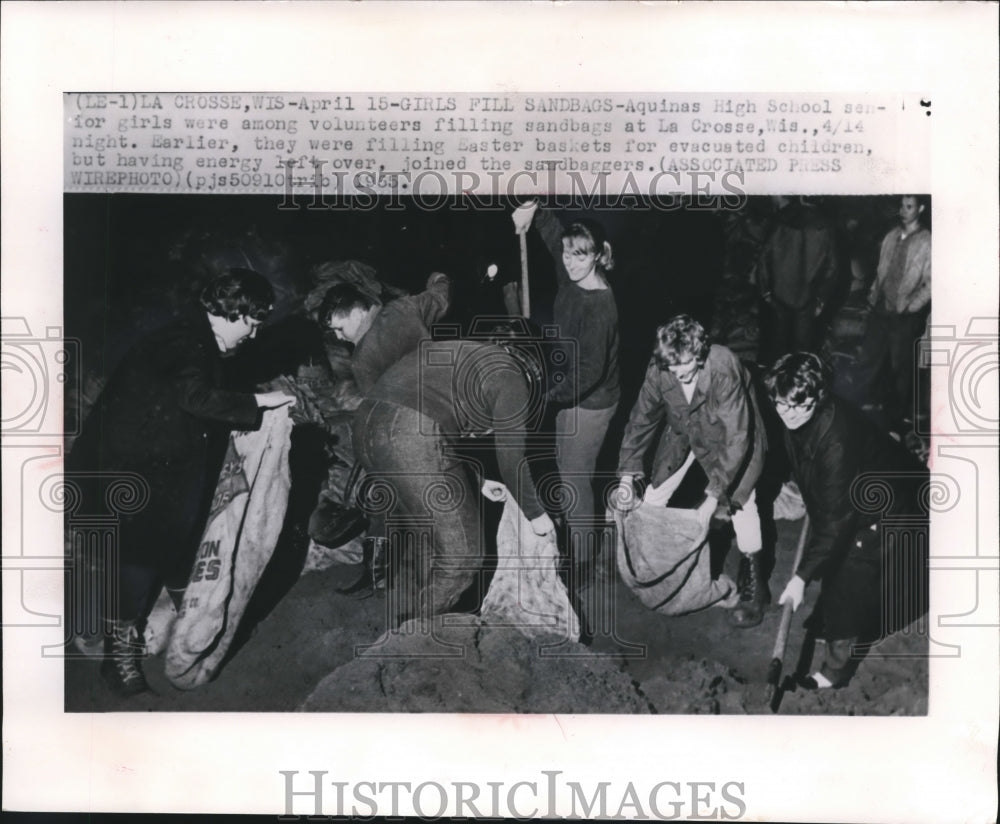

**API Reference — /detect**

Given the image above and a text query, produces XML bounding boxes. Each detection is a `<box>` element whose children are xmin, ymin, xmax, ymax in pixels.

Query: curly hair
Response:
<box><xmin>764</xmin><ymin>352</ymin><xmax>832</xmax><ymax>407</ymax></box>
<box><xmin>199</xmin><ymin>268</ymin><xmax>275</xmax><ymax>321</ymax></box>
<box><xmin>653</xmin><ymin>314</ymin><xmax>710</xmax><ymax>369</ymax></box>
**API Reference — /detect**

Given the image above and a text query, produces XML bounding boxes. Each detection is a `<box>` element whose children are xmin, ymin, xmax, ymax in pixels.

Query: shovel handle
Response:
<box><xmin>519</xmin><ymin>231</ymin><xmax>531</xmax><ymax>317</ymax></box>
<box><xmin>771</xmin><ymin>601</ymin><xmax>795</xmax><ymax>661</ymax></box>
<box><xmin>770</xmin><ymin>514</ymin><xmax>811</xmax><ymax>665</ymax></box>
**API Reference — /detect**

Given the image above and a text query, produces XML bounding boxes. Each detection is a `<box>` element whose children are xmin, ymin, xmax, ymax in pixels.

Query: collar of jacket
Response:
<box><xmin>791</xmin><ymin>395</ymin><xmax>836</xmax><ymax>459</ymax></box>
<box><xmin>662</xmin><ymin>356</ymin><xmax>712</xmax><ymax>412</ymax></box>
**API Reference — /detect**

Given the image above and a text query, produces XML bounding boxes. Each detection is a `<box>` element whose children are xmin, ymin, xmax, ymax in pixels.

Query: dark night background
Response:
<box><xmin>63</xmin><ymin>192</ymin><xmax>909</xmax><ymax>438</ymax></box>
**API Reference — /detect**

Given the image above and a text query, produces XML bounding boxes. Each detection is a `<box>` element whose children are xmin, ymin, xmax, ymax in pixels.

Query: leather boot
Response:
<box><xmin>728</xmin><ymin>552</ymin><xmax>769</xmax><ymax>628</ymax></box>
<box><xmin>100</xmin><ymin>619</ymin><xmax>150</xmax><ymax>696</ymax></box>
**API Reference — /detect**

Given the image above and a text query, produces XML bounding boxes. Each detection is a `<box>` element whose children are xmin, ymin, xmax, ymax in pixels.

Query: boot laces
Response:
<box><xmin>107</xmin><ymin>625</ymin><xmax>148</xmax><ymax>687</ymax></box>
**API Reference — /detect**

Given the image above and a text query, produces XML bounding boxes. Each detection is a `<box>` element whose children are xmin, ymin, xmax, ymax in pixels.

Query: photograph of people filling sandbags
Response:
<box><xmin>62</xmin><ymin>192</ymin><xmax>931</xmax><ymax>714</ymax></box>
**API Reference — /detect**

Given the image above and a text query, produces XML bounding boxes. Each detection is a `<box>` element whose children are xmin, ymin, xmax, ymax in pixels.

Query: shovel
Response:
<box><xmin>766</xmin><ymin>513</ymin><xmax>809</xmax><ymax>711</ymax></box>
<box><xmin>518</xmin><ymin>230</ymin><xmax>531</xmax><ymax>317</ymax></box>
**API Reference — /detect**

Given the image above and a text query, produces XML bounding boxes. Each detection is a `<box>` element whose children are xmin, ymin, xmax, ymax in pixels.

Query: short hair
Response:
<box><xmin>654</xmin><ymin>314</ymin><xmax>709</xmax><ymax>368</ymax></box>
<box><xmin>200</xmin><ymin>268</ymin><xmax>275</xmax><ymax>321</ymax></box>
<box><xmin>902</xmin><ymin>194</ymin><xmax>930</xmax><ymax>223</ymax></box>
<box><xmin>562</xmin><ymin>219</ymin><xmax>615</xmax><ymax>274</ymax></box>
<box><xmin>318</xmin><ymin>283</ymin><xmax>380</xmax><ymax>327</ymax></box>
<box><xmin>764</xmin><ymin>352</ymin><xmax>831</xmax><ymax>406</ymax></box>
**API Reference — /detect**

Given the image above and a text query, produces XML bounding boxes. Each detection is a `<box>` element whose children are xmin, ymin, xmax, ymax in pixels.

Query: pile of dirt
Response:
<box><xmin>299</xmin><ymin>615</ymin><xmax>654</xmax><ymax>714</ymax></box>
<box><xmin>638</xmin><ymin>656</ymin><xmax>754</xmax><ymax>714</ymax></box>
<box><xmin>774</xmin><ymin>644</ymin><xmax>929</xmax><ymax>716</ymax></box>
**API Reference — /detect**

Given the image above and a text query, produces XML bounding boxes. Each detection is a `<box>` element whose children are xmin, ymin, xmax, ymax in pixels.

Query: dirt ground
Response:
<box><xmin>65</xmin><ymin>515</ymin><xmax>928</xmax><ymax>716</ymax></box>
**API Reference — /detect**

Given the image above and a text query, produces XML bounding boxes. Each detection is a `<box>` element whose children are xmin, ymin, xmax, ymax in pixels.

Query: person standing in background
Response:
<box><xmin>853</xmin><ymin>195</ymin><xmax>931</xmax><ymax>436</ymax></box>
<box><xmin>758</xmin><ymin>195</ymin><xmax>840</xmax><ymax>363</ymax></box>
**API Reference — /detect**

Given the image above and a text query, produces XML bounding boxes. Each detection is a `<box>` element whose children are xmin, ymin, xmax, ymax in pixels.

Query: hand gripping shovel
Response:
<box><xmin>767</xmin><ymin>513</ymin><xmax>809</xmax><ymax>712</ymax></box>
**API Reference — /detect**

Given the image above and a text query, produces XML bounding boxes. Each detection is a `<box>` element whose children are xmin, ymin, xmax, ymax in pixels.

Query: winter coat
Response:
<box><xmin>785</xmin><ymin>395</ymin><xmax>928</xmax><ymax>584</ymax></box>
<box><xmin>67</xmin><ymin>309</ymin><xmax>262</xmax><ymax>569</ymax></box>
<box><xmin>617</xmin><ymin>344</ymin><xmax>766</xmax><ymax>510</ymax></box>
<box><xmin>759</xmin><ymin>201</ymin><xmax>839</xmax><ymax>310</ymax></box>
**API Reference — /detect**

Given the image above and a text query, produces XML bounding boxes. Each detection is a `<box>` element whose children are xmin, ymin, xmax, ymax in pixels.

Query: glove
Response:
<box><xmin>480</xmin><ymin>479</ymin><xmax>508</xmax><ymax>502</ymax></box>
<box><xmin>530</xmin><ymin>512</ymin><xmax>555</xmax><ymax>536</ymax></box>
<box><xmin>778</xmin><ymin>575</ymin><xmax>806</xmax><ymax>612</ymax></box>
<box><xmin>511</xmin><ymin>201</ymin><xmax>539</xmax><ymax>234</ymax></box>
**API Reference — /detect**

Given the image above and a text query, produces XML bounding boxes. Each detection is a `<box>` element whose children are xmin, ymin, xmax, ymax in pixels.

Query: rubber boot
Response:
<box><xmin>728</xmin><ymin>552</ymin><xmax>769</xmax><ymax>628</ymax></box>
<box><xmin>100</xmin><ymin>619</ymin><xmax>150</xmax><ymax>696</ymax></box>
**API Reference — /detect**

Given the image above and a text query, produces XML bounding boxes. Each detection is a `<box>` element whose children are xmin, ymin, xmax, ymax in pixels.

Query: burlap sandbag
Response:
<box><xmin>480</xmin><ymin>496</ymin><xmax>580</xmax><ymax>642</ymax></box>
<box><xmin>614</xmin><ymin>504</ymin><xmax>735</xmax><ymax>616</ymax></box>
<box><xmin>165</xmin><ymin>407</ymin><xmax>293</xmax><ymax>688</ymax></box>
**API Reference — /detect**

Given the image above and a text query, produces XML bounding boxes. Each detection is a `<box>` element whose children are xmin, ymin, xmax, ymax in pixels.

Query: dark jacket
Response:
<box><xmin>353</xmin><ymin>272</ymin><xmax>450</xmax><ymax>395</ymax></box>
<box><xmin>785</xmin><ymin>395</ymin><xmax>928</xmax><ymax>583</ymax></box>
<box><xmin>67</xmin><ymin>310</ymin><xmax>262</xmax><ymax>563</ymax></box>
<box><xmin>759</xmin><ymin>201</ymin><xmax>839</xmax><ymax>310</ymax></box>
<box><xmin>617</xmin><ymin>344</ymin><xmax>766</xmax><ymax>509</ymax></box>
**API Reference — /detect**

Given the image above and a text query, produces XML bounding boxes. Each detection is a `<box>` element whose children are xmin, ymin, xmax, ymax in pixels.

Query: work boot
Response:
<box><xmin>335</xmin><ymin>537</ymin><xmax>388</xmax><ymax>598</ymax></box>
<box><xmin>308</xmin><ymin>500</ymin><xmax>369</xmax><ymax>548</ymax></box>
<box><xmin>100</xmin><ymin>619</ymin><xmax>150</xmax><ymax>696</ymax></box>
<box><xmin>728</xmin><ymin>552</ymin><xmax>769</xmax><ymax>628</ymax></box>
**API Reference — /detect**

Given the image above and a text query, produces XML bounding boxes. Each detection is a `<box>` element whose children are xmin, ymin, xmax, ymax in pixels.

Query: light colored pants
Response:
<box><xmin>731</xmin><ymin>489</ymin><xmax>762</xmax><ymax>555</ymax></box>
<box><xmin>555</xmin><ymin>403</ymin><xmax>618</xmax><ymax>524</ymax></box>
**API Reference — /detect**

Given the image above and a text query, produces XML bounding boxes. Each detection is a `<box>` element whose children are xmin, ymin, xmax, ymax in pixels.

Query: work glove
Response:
<box><xmin>778</xmin><ymin>575</ymin><xmax>806</xmax><ymax>612</ymax></box>
<box><xmin>511</xmin><ymin>201</ymin><xmax>539</xmax><ymax>234</ymax></box>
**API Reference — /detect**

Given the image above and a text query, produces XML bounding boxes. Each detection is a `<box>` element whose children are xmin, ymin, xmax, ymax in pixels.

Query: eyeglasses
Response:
<box><xmin>774</xmin><ymin>398</ymin><xmax>816</xmax><ymax>413</ymax></box>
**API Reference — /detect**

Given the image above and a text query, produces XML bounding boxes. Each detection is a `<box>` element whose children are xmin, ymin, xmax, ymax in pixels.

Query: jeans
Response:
<box><xmin>353</xmin><ymin>399</ymin><xmax>482</xmax><ymax>619</ymax></box>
